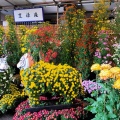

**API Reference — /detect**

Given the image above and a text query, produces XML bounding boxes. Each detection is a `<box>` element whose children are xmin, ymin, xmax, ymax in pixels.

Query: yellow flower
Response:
<box><xmin>116</xmin><ymin>74</ymin><xmax>120</xmax><ymax>79</ymax></box>
<box><xmin>101</xmin><ymin>64</ymin><xmax>111</xmax><ymax>70</ymax></box>
<box><xmin>91</xmin><ymin>63</ymin><xmax>101</xmax><ymax>72</ymax></box>
<box><xmin>29</xmin><ymin>82</ymin><xmax>36</xmax><ymax>89</ymax></box>
<box><xmin>101</xmin><ymin>27</ymin><xmax>106</xmax><ymax>30</ymax></box>
<box><xmin>21</xmin><ymin>47</ymin><xmax>26</xmax><ymax>53</ymax></box>
<box><xmin>99</xmin><ymin>69</ymin><xmax>112</xmax><ymax>80</ymax></box>
<box><xmin>113</xmin><ymin>79</ymin><xmax>120</xmax><ymax>90</ymax></box>
<box><xmin>110</xmin><ymin>67</ymin><xmax>120</xmax><ymax>75</ymax></box>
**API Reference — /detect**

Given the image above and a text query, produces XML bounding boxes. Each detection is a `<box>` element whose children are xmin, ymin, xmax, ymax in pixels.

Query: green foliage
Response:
<box><xmin>5</xmin><ymin>15</ymin><xmax>22</xmax><ymax>67</ymax></box>
<box><xmin>85</xmin><ymin>79</ymin><xmax>120</xmax><ymax>120</ymax></box>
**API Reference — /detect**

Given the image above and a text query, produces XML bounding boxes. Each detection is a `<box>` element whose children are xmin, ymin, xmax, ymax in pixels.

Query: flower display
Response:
<box><xmin>13</xmin><ymin>99</ymin><xmax>86</xmax><ymax>120</ymax></box>
<box><xmin>20</xmin><ymin>60</ymin><xmax>84</xmax><ymax>107</ymax></box>
<box><xmin>0</xmin><ymin>83</ymin><xmax>26</xmax><ymax>113</ymax></box>
<box><xmin>85</xmin><ymin>63</ymin><xmax>120</xmax><ymax>120</ymax></box>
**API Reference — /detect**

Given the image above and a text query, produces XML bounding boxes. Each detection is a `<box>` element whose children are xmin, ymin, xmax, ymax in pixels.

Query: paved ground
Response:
<box><xmin>0</xmin><ymin>113</ymin><xmax>13</xmax><ymax>120</ymax></box>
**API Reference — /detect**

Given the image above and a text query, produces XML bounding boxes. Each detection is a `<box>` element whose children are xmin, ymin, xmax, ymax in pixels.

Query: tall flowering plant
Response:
<box><xmin>58</xmin><ymin>5</ymin><xmax>85</xmax><ymax>67</ymax></box>
<box><xmin>0</xmin><ymin>26</ymin><xmax>5</xmax><ymax>56</ymax></box>
<box><xmin>58</xmin><ymin>5</ymin><xmax>95</xmax><ymax>79</ymax></box>
<box><xmin>85</xmin><ymin>63</ymin><xmax>120</xmax><ymax>120</ymax></box>
<box><xmin>112</xmin><ymin>43</ymin><xmax>120</xmax><ymax>67</ymax></box>
<box><xmin>76</xmin><ymin>18</ymin><xmax>96</xmax><ymax>79</ymax></box>
<box><xmin>4</xmin><ymin>15</ymin><xmax>22</xmax><ymax>67</ymax></box>
<box><xmin>92</xmin><ymin>0</ymin><xmax>110</xmax><ymax>32</ymax></box>
<box><xmin>94</xmin><ymin>30</ymin><xmax>115</xmax><ymax>65</ymax></box>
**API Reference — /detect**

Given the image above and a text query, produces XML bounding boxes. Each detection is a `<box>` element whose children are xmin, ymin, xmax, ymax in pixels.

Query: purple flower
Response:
<box><xmin>82</xmin><ymin>80</ymin><xmax>101</xmax><ymax>94</ymax></box>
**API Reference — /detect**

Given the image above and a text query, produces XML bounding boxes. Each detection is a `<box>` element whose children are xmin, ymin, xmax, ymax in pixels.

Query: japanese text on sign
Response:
<box><xmin>14</xmin><ymin>8</ymin><xmax>44</xmax><ymax>22</ymax></box>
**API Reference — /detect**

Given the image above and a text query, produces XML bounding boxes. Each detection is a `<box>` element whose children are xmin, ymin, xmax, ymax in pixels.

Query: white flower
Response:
<box><xmin>3</xmin><ymin>77</ymin><xmax>6</xmax><ymax>79</ymax></box>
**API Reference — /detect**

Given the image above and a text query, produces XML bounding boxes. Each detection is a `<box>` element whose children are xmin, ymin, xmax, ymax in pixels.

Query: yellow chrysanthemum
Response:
<box><xmin>101</xmin><ymin>64</ymin><xmax>111</xmax><ymax>70</ymax></box>
<box><xmin>91</xmin><ymin>63</ymin><xmax>101</xmax><ymax>72</ymax></box>
<box><xmin>99</xmin><ymin>69</ymin><xmax>112</xmax><ymax>80</ymax></box>
<box><xmin>115</xmin><ymin>74</ymin><xmax>120</xmax><ymax>79</ymax></box>
<box><xmin>113</xmin><ymin>79</ymin><xmax>120</xmax><ymax>90</ymax></box>
<box><xmin>21</xmin><ymin>47</ymin><xmax>26</xmax><ymax>53</ymax></box>
<box><xmin>110</xmin><ymin>67</ymin><xmax>120</xmax><ymax>75</ymax></box>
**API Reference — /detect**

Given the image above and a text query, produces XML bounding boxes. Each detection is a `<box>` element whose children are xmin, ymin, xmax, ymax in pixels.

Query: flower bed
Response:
<box><xmin>13</xmin><ymin>96</ymin><xmax>87</xmax><ymax>120</ymax></box>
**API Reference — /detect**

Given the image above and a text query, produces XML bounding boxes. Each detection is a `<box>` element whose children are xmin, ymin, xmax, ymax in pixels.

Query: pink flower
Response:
<box><xmin>103</xmin><ymin>42</ymin><xmax>107</xmax><ymax>45</ymax></box>
<box><xmin>106</xmin><ymin>54</ymin><xmax>111</xmax><ymax>57</ymax></box>
<box><xmin>44</xmin><ymin>57</ymin><xmax>50</xmax><ymax>62</ymax></box>
<box><xmin>51</xmin><ymin>52</ymin><xmax>58</xmax><ymax>58</ymax></box>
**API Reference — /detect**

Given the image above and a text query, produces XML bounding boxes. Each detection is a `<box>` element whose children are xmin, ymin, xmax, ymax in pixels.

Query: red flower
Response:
<box><xmin>51</xmin><ymin>52</ymin><xmax>58</xmax><ymax>58</ymax></box>
<box><xmin>44</xmin><ymin>56</ymin><xmax>50</xmax><ymax>62</ymax></box>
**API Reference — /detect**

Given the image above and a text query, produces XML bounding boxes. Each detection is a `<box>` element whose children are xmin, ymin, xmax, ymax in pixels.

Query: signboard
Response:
<box><xmin>14</xmin><ymin>8</ymin><xmax>44</xmax><ymax>22</ymax></box>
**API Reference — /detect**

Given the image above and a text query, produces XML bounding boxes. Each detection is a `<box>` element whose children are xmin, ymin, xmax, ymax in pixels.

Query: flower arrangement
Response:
<box><xmin>0</xmin><ymin>83</ymin><xmax>26</xmax><ymax>113</ymax></box>
<box><xmin>13</xmin><ymin>99</ymin><xmax>86</xmax><ymax>120</ymax></box>
<box><xmin>85</xmin><ymin>63</ymin><xmax>120</xmax><ymax>120</ymax></box>
<box><xmin>20</xmin><ymin>60</ymin><xmax>84</xmax><ymax>107</ymax></box>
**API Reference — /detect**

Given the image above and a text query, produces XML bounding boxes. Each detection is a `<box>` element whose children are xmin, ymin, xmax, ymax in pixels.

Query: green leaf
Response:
<box><xmin>84</xmin><ymin>98</ymin><xmax>95</xmax><ymax>104</ymax></box>
<box><xmin>117</xmin><ymin>103</ymin><xmax>120</xmax><ymax>110</ymax></box>
<box><xmin>106</xmin><ymin>104</ymin><xmax>113</xmax><ymax>113</ymax></box>
<box><xmin>91</xmin><ymin>91</ymin><xmax>98</xmax><ymax>97</ymax></box>
<box><xmin>108</xmin><ymin>113</ymin><xmax>117</xmax><ymax>119</ymax></box>
<box><xmin>84</xmin><ymin>105</ymin><xmax>97</xmax><ymax>113</ymax></box>
<box><xmin>102</xmin><ymin>113</ymin><xmax>109</xmax><ymax>120</ymax></box>
<box><xmin>92</xmin><ymin>113</ymin><xmax>103</xmax><ymax>120</ymax></box>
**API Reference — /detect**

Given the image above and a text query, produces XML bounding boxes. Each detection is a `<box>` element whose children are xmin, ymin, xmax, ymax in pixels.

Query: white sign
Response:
<box><xmin>14</xmin><ymin>8</ymin><xmax>44</xmax><ymax>22</ymax></box>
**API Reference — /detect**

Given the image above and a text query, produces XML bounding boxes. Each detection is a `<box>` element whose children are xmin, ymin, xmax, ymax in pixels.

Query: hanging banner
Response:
<box><xmin>14</xmin><ymin>7</ymin><xmax>44</xmax><ymax>22</ymax></box>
